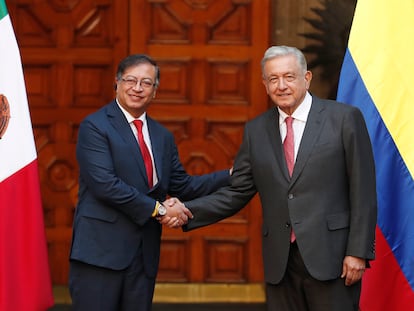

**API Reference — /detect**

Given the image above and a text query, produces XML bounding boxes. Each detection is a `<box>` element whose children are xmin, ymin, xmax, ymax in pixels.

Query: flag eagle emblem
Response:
<box><xmin>0</xmin><ymin>94</ymin><xmax>10</xmax><ymax>139</ymax></box>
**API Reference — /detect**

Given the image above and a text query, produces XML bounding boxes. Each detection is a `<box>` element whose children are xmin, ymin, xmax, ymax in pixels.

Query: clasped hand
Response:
<box><xmin>157</xmin><ymin>198</ymin><xmax>191</xmax><ymax>228</ymax></box>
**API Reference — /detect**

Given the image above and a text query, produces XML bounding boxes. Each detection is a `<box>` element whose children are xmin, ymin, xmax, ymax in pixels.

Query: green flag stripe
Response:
<box><xmin>0</xmin><ymin>0</ymin><xmax>8</xmax><ymax>20</ymax></box>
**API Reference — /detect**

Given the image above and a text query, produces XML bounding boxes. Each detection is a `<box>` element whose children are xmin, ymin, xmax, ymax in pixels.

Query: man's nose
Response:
<box><xmin>133</xmin><ymin>81</ymin><xmax>144</xmax><ymax>90</ymax></box>
<box><xmin>278</xmin><ymin>78</ymin><xmax>287</xmax><ymax>89</ymax></box>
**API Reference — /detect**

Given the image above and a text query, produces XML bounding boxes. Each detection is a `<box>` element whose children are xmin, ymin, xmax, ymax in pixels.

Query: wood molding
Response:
<box><xmin>53</xmin><ymin>283</ymin><xmax>266</xmax><ymax>304</ymax></box>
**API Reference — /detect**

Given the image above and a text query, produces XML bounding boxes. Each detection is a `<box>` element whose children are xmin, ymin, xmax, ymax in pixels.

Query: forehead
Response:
<box><xmin>123</xmin><ymin>63</ymin><xmax>156</xmax><ymax>78</ymax></box>
<box><xmin>263</xmin><ymin>55</ymin><xmax>301</xmax><ymax>76</ymax></box>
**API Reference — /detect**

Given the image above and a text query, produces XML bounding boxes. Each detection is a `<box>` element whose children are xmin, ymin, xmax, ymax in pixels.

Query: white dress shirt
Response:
<box><xmin>116</xmin><ymin>100</ymin><xmax>158</xmax><ymax>185</ymax></box>
<box><xmin>278</xmin><ymin>92</ymin><xmax>312</xmax><ymax>161</ymax></box>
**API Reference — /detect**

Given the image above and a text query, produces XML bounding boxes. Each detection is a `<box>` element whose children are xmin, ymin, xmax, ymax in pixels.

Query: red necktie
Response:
<box><xmin>133</xmin><ymin>120</ymin><xmax>153</xmax><ymax>188</ymax></box>
<box><xmin>283</xmin><ymin>116</ymin><xmax>295</xmax><ymax>177</ymax></box>
<box><xmin>283</xmin><ymin>116</ymin><xmax>296</xmax><ymax>242</ymax></box>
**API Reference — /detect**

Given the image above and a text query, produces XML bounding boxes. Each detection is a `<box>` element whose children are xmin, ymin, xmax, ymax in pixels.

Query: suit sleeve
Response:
<box><xmin>183</xmin><ymin>126</ymin><xmax>257</xmax><ymax>231</ymax></box>
<box><xmin>166</xmin><ymin>137</ymin><xmax>230</xmax><ymax>200</ymax></box>
<box><xmin>343</xmin><ymin>107</ymin><xmax>377</xmax><ymax>260</ymax></box>
<box><xmin>77</xmin><ymin>118</ymin><xmax>155</xmax><ymax>226</ymax></box>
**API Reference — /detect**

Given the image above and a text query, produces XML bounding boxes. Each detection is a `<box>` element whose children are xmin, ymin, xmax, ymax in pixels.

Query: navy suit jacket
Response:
<box><xmin>184</xmin><ymin>96</ymin><xmax>377</xmax><ymax>284</ymax></box>
<box><xmin>70</xmin><ymin>100</ymin><xmax>229</xmax><ymax>277</ymax></box>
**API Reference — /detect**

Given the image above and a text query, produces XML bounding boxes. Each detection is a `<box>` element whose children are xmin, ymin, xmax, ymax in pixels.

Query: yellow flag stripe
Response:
<box><xmin>348</xmin><ymin>0</ymin><xmax>414</xmax><ymax>175</ymax></box>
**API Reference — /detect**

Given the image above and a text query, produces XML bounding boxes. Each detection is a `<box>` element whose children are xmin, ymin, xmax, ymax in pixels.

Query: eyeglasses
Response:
<box><xmin>120</xmin><ymin>76</ymin><xmax>155</xmax><ymax>89</ymax></box>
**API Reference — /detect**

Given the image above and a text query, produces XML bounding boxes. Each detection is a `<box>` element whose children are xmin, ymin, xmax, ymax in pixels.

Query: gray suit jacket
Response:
<box><xmin>184</xmin><ymin>96</ymin><xmax>377</xmax><ymax>284</ymax></box>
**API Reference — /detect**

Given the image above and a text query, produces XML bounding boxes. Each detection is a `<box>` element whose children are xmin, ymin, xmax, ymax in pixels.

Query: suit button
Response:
<box><xmin>286</xmin><ymin>222</ymin><xmax>291</xmax><ymax>228</ymax></box>
<box><xmin>288</xmin><ymin>193</ymin><xmax>294</xmax><ymax>199</ymax></box>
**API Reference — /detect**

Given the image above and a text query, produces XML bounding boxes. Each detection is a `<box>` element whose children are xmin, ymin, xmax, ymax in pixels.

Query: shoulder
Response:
<box><xmin>82</xmin><ymin>100</ymin><xmax>117</xmax><ymax>123</ymax></box>
<box><xmin>312</xmin><ymin>96</ymin><xmax>367</xmax><ymax>133</ymax></box>
<box><xmin>147</xmin><ymin>115</ymin><xmax>175</xmax><ymax>140</ymax></box>
<box><xmin>246</xmin><ymin>108</ymin><xmax>277</xmax><ymax>128</ymax></box>
<box><xmin>313</xmin><ymin>96</ymin><xmax>362</xmax><ymax>115</ymax></box>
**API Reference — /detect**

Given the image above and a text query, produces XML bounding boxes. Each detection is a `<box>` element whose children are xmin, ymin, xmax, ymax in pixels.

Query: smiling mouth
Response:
<box><xmin>129</xmin><ymin>93</ymin><xmax>144</xmax><ymax>99</ymax></box>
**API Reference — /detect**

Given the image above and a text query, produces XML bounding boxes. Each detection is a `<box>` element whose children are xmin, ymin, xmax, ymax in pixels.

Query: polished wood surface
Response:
<box><xmin>132</xmin><ymin>0</ymin><xmax>270</xmax><ymax>284</ymax></box>
<box><xmin>7</xmin><ymin>0</ymin><xmax>128</xmax><ymax>285</ymax></box>
<box><xmin>7</xmin><ymin>0</ymin><xmax>329</xmax><ymax>287</ymax></box>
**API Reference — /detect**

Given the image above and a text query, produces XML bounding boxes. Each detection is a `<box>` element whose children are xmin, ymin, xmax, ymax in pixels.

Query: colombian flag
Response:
<box><xmin>0</xmin><ymin>0</ymin><xmax>54</xmax><ymax>310</ymax></box>
<box><xmin>337</xmin><ymin>0</ymin><xmax>414</xmax><ymax>310</ymax></box>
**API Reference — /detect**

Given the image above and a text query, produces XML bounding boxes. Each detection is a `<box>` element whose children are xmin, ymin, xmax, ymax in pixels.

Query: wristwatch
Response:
<box><xmin>157</xmin><ymin>202</ymin><xmax>167</xmax><ymax>217</ymax></box>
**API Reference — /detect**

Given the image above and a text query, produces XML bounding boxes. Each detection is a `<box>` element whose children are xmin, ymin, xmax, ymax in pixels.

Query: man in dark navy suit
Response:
<box><xmin>69</xmin><ymin>54</ymin><xmax>230</xmax><ymax>311</ymax></box>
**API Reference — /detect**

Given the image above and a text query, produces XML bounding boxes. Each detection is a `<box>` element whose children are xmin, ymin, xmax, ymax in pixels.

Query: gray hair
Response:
<box><xmin>261</xmin><ymin>46</ymin><xmax>307</xmax><ymax>77</ymax></box>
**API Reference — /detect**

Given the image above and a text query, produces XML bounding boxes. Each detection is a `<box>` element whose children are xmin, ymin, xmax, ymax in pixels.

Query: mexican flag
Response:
<box><xmin>0</xmin><ymin>0</ymin><xmax>54</xmax><ymax>310</ymax></box>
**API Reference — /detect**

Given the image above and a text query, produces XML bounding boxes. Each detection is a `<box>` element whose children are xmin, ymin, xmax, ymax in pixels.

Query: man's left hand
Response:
<box><xmin>341</xmin><ymin>255</ymin><xmax>366</xmax><ymax>286</ymax></box>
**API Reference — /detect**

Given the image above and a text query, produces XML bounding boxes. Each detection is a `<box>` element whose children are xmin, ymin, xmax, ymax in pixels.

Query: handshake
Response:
<box><xmin>157</xmin><ymin>198</ymin><xmax>192</xmax><ymax>228</ymax></box>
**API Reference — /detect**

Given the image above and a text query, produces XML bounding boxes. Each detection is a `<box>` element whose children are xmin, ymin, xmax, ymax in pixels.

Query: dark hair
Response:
<box><xmin>116</xmin><ymin>54</ymin><xmax>160</xmax><ymax>88</ymax></box>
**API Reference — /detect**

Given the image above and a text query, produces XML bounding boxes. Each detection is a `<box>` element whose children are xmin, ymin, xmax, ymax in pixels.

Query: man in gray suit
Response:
<box><xmin>166</xmin><ymin>46</ymin><xmax>377</xmax><ymax>310</ymax></box>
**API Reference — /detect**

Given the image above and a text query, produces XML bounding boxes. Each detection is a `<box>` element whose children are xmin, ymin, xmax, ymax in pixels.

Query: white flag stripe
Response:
<box><xmin>0</xmin><ymin>15</ymin><xmax>37</xmax><ymax>183</ymax></box>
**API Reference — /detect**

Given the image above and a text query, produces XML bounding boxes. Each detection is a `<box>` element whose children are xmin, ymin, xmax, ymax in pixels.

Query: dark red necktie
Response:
<box><xmin>283</xmin><ymin>116</ymin><xmax>296</xmax><ymax>242</ymax></box>
<box><xmin>133</xmin><ymin>120</ymin><xmax>153</xmax><ymax>188</ymax></box>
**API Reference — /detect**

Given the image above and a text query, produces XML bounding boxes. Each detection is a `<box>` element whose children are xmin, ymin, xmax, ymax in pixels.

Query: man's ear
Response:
<box><xmin>305</xmin><ymin>70</ymin><xmax>312</xmax><ymax>90</ymax></box>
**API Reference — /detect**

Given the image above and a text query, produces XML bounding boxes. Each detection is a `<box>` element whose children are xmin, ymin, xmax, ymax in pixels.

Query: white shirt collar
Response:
<box><xmin>116</xmin><ymin>99</ymin><xmax>147</xmax><ymax>125</ymax></box>
<box><xmin>278</xmin><ymin>92</ymin><xmax>312</xmax><ymax>125</ymax></box>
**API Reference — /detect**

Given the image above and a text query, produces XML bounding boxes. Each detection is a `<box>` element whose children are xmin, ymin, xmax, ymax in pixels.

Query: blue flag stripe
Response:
<box><xmin>337</xmin><ymin>49</ymin><xmax>414</xmax><ymax>290</ymax></box>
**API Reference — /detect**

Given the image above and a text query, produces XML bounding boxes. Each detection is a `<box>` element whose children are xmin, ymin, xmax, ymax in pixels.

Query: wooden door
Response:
<box><xmin>129</xmin><ymin>0</ymin><xmax>270</xmax><ymax>283</ymax></box>
<box><xmin>7</xmin><ymin>0</ymin><xmax>270</xmax><ymax>286</ymax></box>
<box><xmin>7</xmin><ymin>0</ymin><xmax>128</xmax><ymax>285</ymax></box>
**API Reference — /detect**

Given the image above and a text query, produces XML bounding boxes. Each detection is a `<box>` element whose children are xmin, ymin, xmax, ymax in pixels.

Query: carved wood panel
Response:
<box><xmin>129</xmin><ymin>0</ymin><xmax>270</xmax><ymax>283</ymax></box>
<box><xmin>7</xmin><ymin>0</ymin><xmax>128</xmax><ymax>285</ymax></box>
<box><xmin>7</xmin><ymin>0</ymin><xmax>271</xmax><ymax>286</ymax></box>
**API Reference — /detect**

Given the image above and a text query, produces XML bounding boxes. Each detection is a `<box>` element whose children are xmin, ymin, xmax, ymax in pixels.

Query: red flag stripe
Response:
<box><xmin>360</xmin><ymin>227</ymin><xmax>414</xmax><ymax>310</ymax></box>
<box><xmin>0</xmin><ymin>160</ymin><xmax>54</xmax><ymax>310</ymax></box>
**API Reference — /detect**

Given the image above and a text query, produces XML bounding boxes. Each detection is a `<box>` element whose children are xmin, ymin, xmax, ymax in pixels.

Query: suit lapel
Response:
<box><xmin>106</xmin><ymin>101</ymin><xmax>149</xmax><ymax>183</ymax></box>
<box><xmin>291</xmin><ymin>98</ymin><xmax>325</xmax><ymax>184</ymax></box>
<box><xmin>146</xmin><ymin>116</ymin><xmax>164</xmax><ymax>186</ymax></box>
<box><xmin>263</xmin><ymin>108</ymin><xmax>291</xmax><ymax>181</ymax></box>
